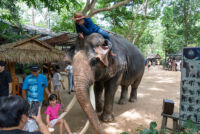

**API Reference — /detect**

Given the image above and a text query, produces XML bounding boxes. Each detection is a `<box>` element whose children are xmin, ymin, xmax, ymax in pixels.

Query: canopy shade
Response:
<box><xmin>0</xmin><ymin>35</ymin><xmax>64</xmax><ymax>64</ymax></box>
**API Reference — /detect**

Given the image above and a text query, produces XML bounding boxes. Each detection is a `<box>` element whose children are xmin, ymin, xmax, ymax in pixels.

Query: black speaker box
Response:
<box><xmin>163</xmin><ymin>99</ymin><xmax>174</xmax><ymax>115</ymax></box>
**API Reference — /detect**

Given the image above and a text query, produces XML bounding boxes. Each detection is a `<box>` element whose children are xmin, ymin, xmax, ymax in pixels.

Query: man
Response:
<box><xmin>65</xmin><ymin>63</ymin><xmax>74</xmax><ymax>94</ymax></box>
<box><xmin>22</xmin><ymin>65</ymin><xmax>50</xmax><ymax>132</ymax></box>
<box><xmin>73</xmin><ymin>12</ymin><xmax>110</xmax><ymax>40</ymax></box>
<box><xmin>22</xmin><ymin>65</ymin><xmax>50</xmax><ymax>105</ymax></box>
<box><xmin>0</xmin><ymin>95</ymin><xmax>50</xmax><ymax>134</ymax></box>
<box><xmin>72</xmin><ymin>12</ymin><xmax>116</xmax><ymax>56</ymax></box>
<box><xmin>0</xmin><ymin>61</ymin><xmax>12</xmax><ymax>97</ymax></box>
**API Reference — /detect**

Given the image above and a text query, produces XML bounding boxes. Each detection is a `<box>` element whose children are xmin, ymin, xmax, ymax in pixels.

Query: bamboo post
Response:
<box><xmin>8</xmin><ymin>62</ymin><xmax>17</xmax><ymax>95</ymax></box>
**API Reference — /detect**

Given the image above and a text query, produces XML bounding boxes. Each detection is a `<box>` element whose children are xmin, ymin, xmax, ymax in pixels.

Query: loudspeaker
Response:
<box><xmin>163</xmin><ymin>99</ymin><xmax>174</xmax><ymax>115</ymax></box>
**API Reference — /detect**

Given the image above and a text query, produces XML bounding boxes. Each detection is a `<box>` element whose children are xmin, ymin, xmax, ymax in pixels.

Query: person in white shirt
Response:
<box><xmin>65</xmin><ymin>63</ymin><xmax>74</xmax><ymax>94</ymax></box>
<box><xmin>50</xmin><ymin>66</ymin><xmax>65</xmax><ymax>103</ymax></box>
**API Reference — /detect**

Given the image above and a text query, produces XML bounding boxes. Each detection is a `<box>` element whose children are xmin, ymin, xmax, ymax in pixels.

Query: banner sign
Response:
<box><xmin>180</xmin><ymin>47</ymin><xmax>200</xmax><ymax>126</ymax></box>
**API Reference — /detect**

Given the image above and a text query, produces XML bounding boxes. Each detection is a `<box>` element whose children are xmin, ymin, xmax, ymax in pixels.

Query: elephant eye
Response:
<box><xmin>103</xmin><ymin>40</ymin><xmax>108</xmax><ymax>46</ymax></box>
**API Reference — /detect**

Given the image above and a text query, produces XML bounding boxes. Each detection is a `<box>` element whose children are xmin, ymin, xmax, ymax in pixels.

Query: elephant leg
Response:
<box><xmin>129</xmin><ymin>76</ymin><xmax>143</xmax><ymax>102</ymax></box>
<box><xmin>100</xmin><ymin>81</ymin><xmax>118</xmax><ymax>122</ymax></box>
<box><xmin>94</xmin><ymin>82</ymin><xmax>104</xmax><ymax>112</ymax></box>
<box><xmin>118</xmin><ymin>85</ymin><xmax>128</xmax><ymax>105</ymax></box>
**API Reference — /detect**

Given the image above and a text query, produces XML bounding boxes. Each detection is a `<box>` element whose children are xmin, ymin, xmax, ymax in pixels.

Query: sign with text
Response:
<box><xmin>180</xmin><ymin>47</ymin><xmax>200</xmax><ymax>127</ymax></box>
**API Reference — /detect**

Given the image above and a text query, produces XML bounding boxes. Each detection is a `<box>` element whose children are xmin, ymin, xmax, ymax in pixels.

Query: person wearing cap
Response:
<box><xmin>22</xmin><ymin>65</ymin><xmax>50</xmax><ymax>105</ymax></box>
<box><xmin>0</xmin><ymin>61</ymin><xmax>12</xmax><ymax>97</ymax></box>
<box><xmin>73</xmin><ymin>12</ymin><xmax>110</xmax><ymax>40</ymax></box>
<box><xmin>73</xmin><ymin>12</ymin><xmax>116</xmax><ymax>56</ymax></box>
<box><xmin>22</xmin><ymin>65</ymin><xmax>51</xmax><ymax>132</ymax></box>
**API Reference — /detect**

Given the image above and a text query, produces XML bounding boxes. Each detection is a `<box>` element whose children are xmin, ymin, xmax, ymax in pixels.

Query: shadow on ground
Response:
<box><xmin>42</xmin><ymin>66</ymin><xmax>181</xmax><ymax>134</ymax></box>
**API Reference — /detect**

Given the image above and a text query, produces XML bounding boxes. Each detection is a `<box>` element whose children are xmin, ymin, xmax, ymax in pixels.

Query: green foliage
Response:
<box><xmin>0</xmin><ymin>0</ymin><xmax>79</xmax><ymax>25</ymax></box>
<box><xmin>120</xmin><ymin>132</ymin><xmax>129</xmax><ymax>134</ymax></box>
<box><xmin>135</xmin><ymin>122</ymin><xmax>158</xmax><ymax>134</ymax></box>
<box><xmin>101</xmin><ymin>0</ymin><xmax>161</xmax><ymax>55</ymax></box>
<box><xmin>161</xmin><ymin>0</ymin><xmax>200</xmax><ymax>55</ymax></box>
<box><xmin>180</xmin><ymin>120</ymin><xmax>198</xmax><ymax>134</ymax></box>
<box><xmin>0</xmin><ymin>21</ymin><xmax>27</xmax><ymax>44</ymax></box>
<box><xmin>0</xmin><ymin>0</ymin><xmax>20</xmax><ymax>24</ymax></box>
<box><xmin>1</xmin><ymin>0</ymin><xmax>199</xmax><ymax>59</ymax></box>
<box><xmin>22</xmin><ymin>0</ymin><xmax>79</xmax><ymax>13</ymax></box>
<box><xmin>121</xmin><ymin>120</ymin><xmax>199</xmax><ymax>134</ymax></box>
<box><xmin>51</xmin><ymin>2</ymin><xmax>84</xmax><ymax>32</ymax></box>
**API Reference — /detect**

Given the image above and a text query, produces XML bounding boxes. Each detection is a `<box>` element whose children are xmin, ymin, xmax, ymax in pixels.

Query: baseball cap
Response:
<box><xmin>0</xmin><ymin>61</ymin><xmax>6</xmax><ymax>67</ymax></box>
<box><xmin>31</xmin><ymin>65</ymin><xmax>40</xmax><ymax>72</ymax></box>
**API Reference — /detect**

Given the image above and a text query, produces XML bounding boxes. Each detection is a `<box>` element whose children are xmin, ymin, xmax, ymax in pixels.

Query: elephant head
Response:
<box><xmin>73</xmin><ymin>33</ymin><xmax>117</xmax><ymax>134</ymax></box>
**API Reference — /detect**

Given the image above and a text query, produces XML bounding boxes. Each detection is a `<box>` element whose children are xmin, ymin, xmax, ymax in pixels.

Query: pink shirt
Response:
<box><xmin>45</xmin><ymin>104</ymin><xmax>61</xmax><ymax>121</ymax></box>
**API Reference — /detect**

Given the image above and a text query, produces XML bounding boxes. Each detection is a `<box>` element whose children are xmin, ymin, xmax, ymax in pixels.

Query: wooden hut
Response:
<box><xmin>0</xmin><ymin>35</ymin><xmax>64</xmax><ymax>96</ymax></box>
<box><xmin>147</xmin><ymin>54</ymin><xmax>162</xmax><ymax>65</ymax></box>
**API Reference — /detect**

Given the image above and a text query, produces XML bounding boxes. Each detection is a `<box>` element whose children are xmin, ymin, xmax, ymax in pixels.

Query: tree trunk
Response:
<box><xmin>31</xmin><ymin>7</ymin><xmax>35</xmax><ymax>26</ymax></box>
<box><xmin>183</xmin><ymin>1</ymin><xmax>189</xmax><ymax>47</ymax></box>
<box><xmin>133</xmin><ymin>0</ymin><xmax>149</xmax><ymax>45</ymax></box>
<box><xmin>82</xmin><ymin>0</ymin><xmax>131</xmax><ymax>17</ymax></box>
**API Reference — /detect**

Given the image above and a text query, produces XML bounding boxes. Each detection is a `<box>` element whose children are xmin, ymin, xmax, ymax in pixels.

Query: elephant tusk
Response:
<box><xmin>79</xmin><ymin>121</ymin><xmax>90</xmax><ymax>134</ymax></box>
<box><xmin>58</xmin><ymin>95</ymin><xmax>77</xmax><ymax>119</ymax></box>
<box><xmin>79</xmin><ymin>85</ymin><xmax>95</xmax><ymax>134</ymax></box>
<box><xmin>53</xmin><ymin>86</ymin><xmax>95</xmax><ymax>134</ymax></box>
<box><xmin>89</xmin><ymin>85</ymin><xmax>96</xmax><ymax>109</ymax></box>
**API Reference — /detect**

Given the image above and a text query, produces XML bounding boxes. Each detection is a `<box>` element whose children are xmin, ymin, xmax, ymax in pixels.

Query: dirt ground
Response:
<box><xmin>42</xmin><ymin>65</ymin><xmax>181</xmax><ymax>134</ymax></box>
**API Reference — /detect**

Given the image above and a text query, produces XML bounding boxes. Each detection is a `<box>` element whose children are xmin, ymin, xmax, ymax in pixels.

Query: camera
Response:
<box><xmin>28</xmin><ymin>101</ymin><xmax>40</xmax><ymax>118</ymax></box>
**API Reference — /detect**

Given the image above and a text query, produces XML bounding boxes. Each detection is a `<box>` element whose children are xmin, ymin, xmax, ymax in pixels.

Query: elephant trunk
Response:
<box><xmin>73</xmin><ymin>51</ymin><xmax>105</xmax><ymax>134</ymax></box>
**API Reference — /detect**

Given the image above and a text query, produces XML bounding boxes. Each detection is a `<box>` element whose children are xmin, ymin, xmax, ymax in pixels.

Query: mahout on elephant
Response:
<box><xmin>67</xmin><ymin>33</ymin><xmax>145</xmax><ymax>134</ymax></box>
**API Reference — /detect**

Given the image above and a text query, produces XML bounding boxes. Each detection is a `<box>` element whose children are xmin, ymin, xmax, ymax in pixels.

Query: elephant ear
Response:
<box><xmin>94</xmin><ymin>46</ymin><xmax>110</xmax><ymax>67</ymax></box>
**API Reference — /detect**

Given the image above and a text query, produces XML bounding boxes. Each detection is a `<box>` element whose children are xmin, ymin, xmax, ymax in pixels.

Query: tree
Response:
<box><xmin>102</xmin><ymin>0</ymin><xmax>161</xmax><ymax>47</ymax></box>
<box><xmin>0</xmin><ymin>0</ymin><xmax>20</xmax><ymax>24</ymax></box>
<box><xmin>161</xmin><ymin>0</ymin><xmax>200</xmax><ymax>54</ymax></box>
<box><xmin>22</xmin><ymin>0</ymin><xmax>79</xmax><ymax>13</ymax></box>
<box><xmin>82</xmin><ymin>0</ymin><xmax>131</xmax><ymax>17</ymax></box>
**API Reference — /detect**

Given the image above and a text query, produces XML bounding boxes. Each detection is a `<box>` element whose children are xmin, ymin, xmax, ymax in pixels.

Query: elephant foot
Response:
<box><xmin>129</xmin><ymin>97</ymin><xmax>137</xmax><ymax>103</ymax></box>
<box><xmin>100</xmin><ymin>113</ymin><xmax>114</xmax><ymax>122</ymax></box>
<box><xmin>118</xmin><ymin>98</ymin><xmax>128</xmax><ymax>105</ymax></box>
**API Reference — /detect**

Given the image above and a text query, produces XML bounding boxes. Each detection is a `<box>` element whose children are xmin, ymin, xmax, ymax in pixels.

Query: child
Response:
<box><xmin>51</xmin><ymin>66</ymin><xmax>65</xmax><ymax>104</ymax></box>
<box><xmin>45</xmin><ymin>94</ymin><xmax>76</xmax><ymax>134</ymax></box>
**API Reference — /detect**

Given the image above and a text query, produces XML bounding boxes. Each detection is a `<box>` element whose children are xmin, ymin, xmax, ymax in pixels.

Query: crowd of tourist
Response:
<box><xmin>167</xmin><ymin>58</ymin><xmax>181</xmax><ymax>71</ymax></box>
<box><xmin>0</xmin><ymin>61</ymin><xmax>76</xmax><ymax>134</ymax></box>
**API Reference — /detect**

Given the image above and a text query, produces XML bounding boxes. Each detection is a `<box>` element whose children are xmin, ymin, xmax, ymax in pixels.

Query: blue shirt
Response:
<box><xmin>75</xmin><ymin>18</ymin><xmax>100</xmax><ymax>36</ymax></box>
<box><xmin>23</xmin><ymin>74</ymin><xmax>48</xmax><ymax>102</ymax></box>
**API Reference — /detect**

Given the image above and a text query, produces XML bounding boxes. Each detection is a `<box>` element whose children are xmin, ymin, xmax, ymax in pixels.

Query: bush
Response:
<box><xmin>120</xmin><ymin>121</ymin><xmax>158</xmax><ymax>134</ymax></box>
<box><xmin>120</xmin><ymin>120</ymin><xmax>199</xmax><ymax>134</ymax></box>
<box><xmin>135</xmin><ymin>122</ymin><xmax>158</xmax><ymax>134</ymax></box>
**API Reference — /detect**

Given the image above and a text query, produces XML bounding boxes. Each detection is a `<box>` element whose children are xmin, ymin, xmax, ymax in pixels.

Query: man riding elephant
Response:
<box><xmin>72</xmin><ymin>12</ymin><xmax>115</xmax><ymax>56</ymax></box>
<box><xmin>70</xmin><ymin>32</ymin><xmax>145</xmax><ymax>134</ymax></box>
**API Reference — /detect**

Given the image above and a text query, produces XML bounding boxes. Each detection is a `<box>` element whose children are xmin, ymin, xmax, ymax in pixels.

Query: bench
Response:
<box><xmin>161</xmin><ymin>112</ymin><xmax>179</xmax><ymax>133</ymax></box>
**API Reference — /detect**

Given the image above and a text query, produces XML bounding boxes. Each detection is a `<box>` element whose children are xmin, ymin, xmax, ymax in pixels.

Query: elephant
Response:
<box><xmin>72</xmin><ymin>33</ymin><xmax>145</xmax><ymax>134</ymax></box>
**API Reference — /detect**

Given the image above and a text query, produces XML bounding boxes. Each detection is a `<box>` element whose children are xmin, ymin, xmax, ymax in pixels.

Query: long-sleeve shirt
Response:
<box><xmin>75</xmin><ymin>18</ymin><xmax>100</xmax><ymax>36</ymax></box>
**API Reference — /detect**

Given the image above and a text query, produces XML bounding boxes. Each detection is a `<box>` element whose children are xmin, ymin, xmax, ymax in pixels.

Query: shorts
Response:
<box><xmin>50</xmin><ymin>118</ymin><xmax>59</xmax><ymax>127</ymax></box>
<box><xmin>54</xmin><ymin>85</ymin><xmax>62</xmax><ymax>91</ymax></box>
<box><xmin>23</xmin><ymin>119</ymin><xmax>39</xmax><ymax>132</ymax></box>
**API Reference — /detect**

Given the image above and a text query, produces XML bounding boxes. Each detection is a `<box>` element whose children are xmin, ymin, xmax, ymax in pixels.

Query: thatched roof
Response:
<box><xmin>147</xmin><ymin>54</ymin><xmax>161</xmax><ymax>59</ymax></box>
<box><xmin>0</xmin><ymin>35</ymin><xmax>64</xmax><ymax>64</ymax></box>
<box><xmin>39</xmin><ymin>32</ymin><xmax>78</xmax><ymax>47</ymax></box>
